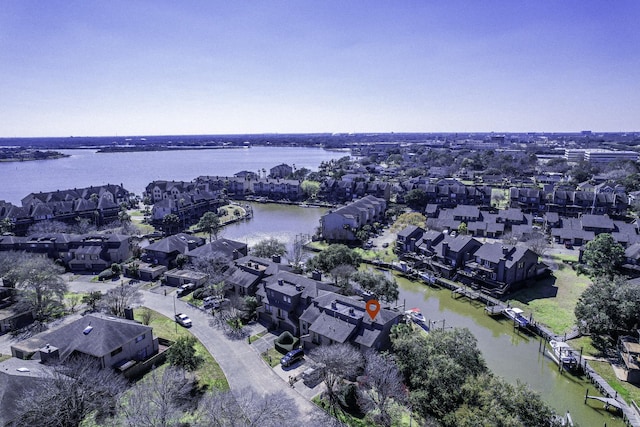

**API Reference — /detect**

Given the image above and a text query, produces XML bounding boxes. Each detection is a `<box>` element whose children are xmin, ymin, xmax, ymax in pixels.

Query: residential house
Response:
<box><xmin>256</xmin><ymin>271</ymin><xmax>338</xmax><ymax>334</ymax></box>
<box><xmin>142</xmin><ymin>233</ymin><xmax>205</xmax><ymax>267</ymax></box>
<box><xmin>396</xmin><ymin>225</ymin><xmax>425</xmax><ymax>253</ymax></box>
<box><xmin>269</xmin><ymin>163</ymin><xmax>293</xmax><ymax>178</ymax></box>
<box><xmin>185</xmin><ymin>238</ymin><xmax>248</xmax><ymax>264</ymax></box>
<box><xmin>164</xmin><ymin>269</ymin><xmax>209</xmax><ymax>287</ymax></box>
<box><xmin>320</xmin><ymin>195</ymin><xmax>387</xmax><ymax>242</ymax></box>
<box><xmin>461</xmin><ymin>243</ymin><xmax>545</xmax><ymax>293</ymax></box>
<box><xmin>300</xmin><ymin>292</ymin><xmax>403</xmax><ymax>351</ymax></box>
<box><xmin>10</xmin><ymin>313</ymin><xmax>158</xmax><ymax>369</ymax></box>
<box><xmin>421</xmin><ymin>235</ymin><xmax>482</xmax><ymax>279</ymax></box>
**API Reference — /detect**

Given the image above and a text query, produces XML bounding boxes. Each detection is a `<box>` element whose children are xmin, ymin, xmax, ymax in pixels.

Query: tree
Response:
<box><xmin>28</xmin><ymin>220</ymin><xmax>70</xmax><ymax>234</ymax></box>
<box><xmin>175</xmin><ymin>254</ymin><xmax>189</xmax><ymax>269</ymax></box>
<box><xmin>12</xmin><ymin>255</ymin><xmax>67</xmax><ymax>322</ymax></box>
<box><xmin>288</xmin><ymin>234</ymin><xmax>306</xmax><ymax>272</ymax></box>
<box><xmin>0</xmin><ymin>217</ymin><xmax>14</xmax><ymax>234</ymax></box>
<box><xmin>116</xmin><ymin>366</ymin><xmax>193</xmax><ymax>427</ymax></box>
<box><xmin>575</xmin><ymin>275</ymin><xmax>640</xmax><ymax>349</ymax></box>
<box><xmin>100</xmin><ymin>283</ymin><xmax>142</xmax><ymax>317</ymax></box>
<box><xmin>358</xmin><ymin>351</ymin><xmax>406</xmax><ymax>427</ymax></box>
<box><xmin>162</xmin><ymin>213</ymin><xmax>181</xmax><ymax>235</ymax></box>
<box><xmin>307</xmin><ymin>244</ymin><xmax>361</xmax><ymax>273</ymax></box>
<box><xmin>443</xmin><ymin>373</ymin><xmax>561</xmax><ymax>427</ymax></box>
<box><xmin>195</xmin><ymin>388</ymin><xmax>299</xmax><ymax>427</ymax></box>
<box><xmin>140</xmin><ymin>307</ymin><xmax>155</xmax><ymax>325</ymax></box>
<box><xmin>82</xmin><ymin>291</ymin><xmax>103</xmax><ymax>312</ymax></box>
<box><xmin>330</xmin><ymin>264</ymin><xmax>357</xmax><ymax>292</ymax></box>
<box><xmin>188</xmin><ymin>253</ymin><xmax>231</xmax><ymax>297</ymax></box>
<box><xmin>197</xmin><ymin>211</ymin><xmax>221</xmax><ymax>242</ymax></box>
<box><xmin>111</xmin><ymin>263</ymin><xmax>122</xmax><ymax>276</ymax></box>
<box><xmin>390</xmin><ymin>212</ymin><xmax>426</xmax><ymax>232</ymax></box>
<box><xmin>404</xmin><ymin>189</ymin><xmax>428</xmax><ymax>210</ymax></box>
<box><xmin>311</xmin><ymin>344</ymin><xmax>364</xmax><ymax>415</ymax></box>
<box><xmin>301</xmin><ymin>180</ymin><xmax>321</xmax><ymax>199</ymax></box>
<box><xmin>526</xmin><ymin>232</ymin><xmax>550</xmax><ymax>257</ymax></box>
<box><xmin>15</xmin><ymin>355</ymin><xmax>126</xmax><ymax>427</ymax></box>
<box><xmin>457</xmin><ymin>222</ymin><xmax>468</xmax><ymax>236</ymax></box>
<box><xmin>167</xmin><ymin>335</ymin><xmax>204</xmax><ymax>371</ymax></box>
<box><xmin>581</xmin><ymin>233</ymin><xmax>625</xmax><ymax>279</ymax></box>
<box><xmin>392</xmin><ymin>328</ymin><xmax>487</xmax><ymax>420</ymax></box>
<box><xmin>351</xmin><ymin>269</ymin><xmax>399</xmax><ymax>302</ymax></box>
<box><xmin>251</xmin><ymin>237</ymin><xmax>287</xmax><ymax>259</ymax></box>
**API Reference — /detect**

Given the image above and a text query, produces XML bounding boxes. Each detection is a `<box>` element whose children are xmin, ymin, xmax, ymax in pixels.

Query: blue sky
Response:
<box><xmin>1</xmin><ymin>1</ymin><xmax>638</xmax><ymax>137</ymax></box>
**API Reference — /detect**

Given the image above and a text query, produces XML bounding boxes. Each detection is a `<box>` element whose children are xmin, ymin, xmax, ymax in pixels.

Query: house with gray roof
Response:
<box><xmin>142</xmin><ymin>233</ymin><xmax>205</xmax><ymax>267</ymax></box>
<box><xmin>320</xmin><ymin>195</ymin><xmax>386</xmax><ymax>242</ymax></box>
<box><xmin>10</xmin><ymin>313</ymin><xmax>158</xmax><ymax>369</ymax></box>
<box><xmin>300</xmin><ymin>292</ymin><xmax>403</xmax><ymax>351</ymax></box>
<box><xmin>461</xmin><ymin>243</ymin><xmax>545</xmax><ymax>293</ymax></box>
<box><xmin>256</xmin><ymin>271</ymin><xmax>338</xmax><ymax>334</ymax></box>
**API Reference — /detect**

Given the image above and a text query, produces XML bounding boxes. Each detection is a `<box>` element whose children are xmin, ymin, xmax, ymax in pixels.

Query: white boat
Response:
<box><xmin>503</xmin><ymin>307</ymin><xmax>530</xmax><ymax>328</ymax></box>
<box><xmin>405</xmin><ymin>308</ymin><xmax>426</xmax><ymax>324</ymax></box>
<box><xmin>550</xmin><ymin>340</ymin><xmax>578</xmax><ymax>368</ymax></box>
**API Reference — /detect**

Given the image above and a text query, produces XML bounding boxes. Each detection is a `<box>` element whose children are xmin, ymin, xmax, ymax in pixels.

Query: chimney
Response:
<box><xmin>272</xmin><ymin>254</ymin><xmax>281</xmax><ymax>263</ymax></box>
<box><xmin>232</xmin><ymin>250</ymin><xmax>239</xmax><ymax>260</ymax></box>
<box><xmin>39</xmin><ymin>344</ymin><xmax>60</xmax><ymax>365</ymax></box>
<box><xmin>124</xmin><ymin>307</ymin><xmax>134</xmax><ymax>320</ymax></box>
<box><xmin>502</xmin><ymin>246</ymin><xmax>509</xmax><ymax>255</ymax></box>
<box><xmin>441</xmin><ymin>242</ymin><xmax>449</xmax><ymax>256</ymax></box>
<box><xmin>311</xmin><ymin>270</ymin><xmax>322</xmax><ymax>281</ymax></box>
<box><xmin>331</xmin><ymin>300</ymin><xmax>338</xmax><ymax>309</ymax></box>
<box><xmin>278</xmin><ymin>279</ymin><xmax>284</xmax><ymax>286</ymax></box>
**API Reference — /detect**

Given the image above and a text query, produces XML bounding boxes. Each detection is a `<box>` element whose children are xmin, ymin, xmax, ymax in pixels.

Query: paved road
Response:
<box><xmin>140</xmin><ymin>290</ymin><xmax>324</xmax><ymax>422</ymax></box>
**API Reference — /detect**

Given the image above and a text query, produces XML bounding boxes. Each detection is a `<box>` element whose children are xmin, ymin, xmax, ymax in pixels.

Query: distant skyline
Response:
<box><xmin>1</xmin><ymin>1</ymin><xmax>639</xmax><ymax>137</ymax></box>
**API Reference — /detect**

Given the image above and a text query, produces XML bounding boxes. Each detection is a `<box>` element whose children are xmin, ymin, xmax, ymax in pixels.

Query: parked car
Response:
<box><xmin>203</xmin><ymin>296</ymin><xmax>226</xmax><ymax>309</ymax></box>
<box><xmin>177</xmin><ymin>283</ymin><xmax>196</xmax><ymax>297</ymax></box>
<box><xmin>175</xmin><ymin>313</ymin><xmax>192</xmax><ymax>327</ymax></box>
<box><xmin>302</xmin><ymin>365</ymin><xmax>324</xmax><ymax>386</ymax></box>
<box><xmin>280</xmin><ymin>348</ymin><xmax>304</xmax><ymax>367</ymax></box>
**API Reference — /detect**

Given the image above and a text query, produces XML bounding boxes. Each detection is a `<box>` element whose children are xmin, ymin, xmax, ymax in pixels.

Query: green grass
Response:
<box><xmin>306</xmin><ymin>241</ymin><xmax>329</xmax><ymax>251</ymax></box>
<box><xmin>354</xmin><ymin>247</ymin><xmax>398</xmax><ymax>264</ymax></box>
<box><xmin>249</xmin><ymin>330</ymin><xmax>267</xmax><ymax>344</ymax></box>
<box><xmin>133</xmin><ymin>307</ymin><xmax>229</xmax><ymax>390</ymax></box>
<box><xmin>0</xmin><ymin>354</ymin><xmax>11</xmax><ymax>362</ymax></box>
<box><xmin>313</xmin><ymin>396</ymin><xmax>416</xmax><ymax>427</ymax></box>
<box><xmin>589</xmin><ymin>360</ymin><xmax>640</xmax><ymax>405</ymax></box>
<box><xmin>507</xmin><ymin>254</ymin><xmax>591</xmax><ymax>334</ymax></box>
<box><xmin>261</xmin><ymin>347</ymin><xmax>282</xmax><ymax>367</ymax></box>
<box><xmin>567</xmin><ymin>336</ymin><xmax>602</xmax><ymax>358</ymax></box>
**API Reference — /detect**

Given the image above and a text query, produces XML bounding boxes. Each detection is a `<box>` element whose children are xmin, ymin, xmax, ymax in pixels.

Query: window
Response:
<box><xmin>135</xmin><ymin>334</ymin><xmax>145</xmax><ymax>343</ymax></box>
<box><xmin>264</xmin><ymin>304</ymin><xmax>272</xmax><ymax>313</ymax></box>
<box><xmin>110</xmin><ymin>347</ymin><xmax>123</xmax><ymax>357</ymax></box>
<box><xmin>517</xmin><ymin>261</ymin><xmax>524</xmax><ymax>269</ymax></box>
<box><xmin>284</xmin><ymin>296</ymin><xmax>291</xmax><ymax>304</ymax></box>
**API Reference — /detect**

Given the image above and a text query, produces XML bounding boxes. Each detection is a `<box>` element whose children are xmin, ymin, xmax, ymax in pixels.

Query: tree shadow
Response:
<box><xmin>509</xmin><ymin>276</ymin><xmax>558</xmax><ymax>304</ymax></box>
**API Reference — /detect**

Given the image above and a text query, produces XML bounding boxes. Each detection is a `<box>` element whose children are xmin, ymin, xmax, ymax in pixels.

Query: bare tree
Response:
<box><xmin>358</xmin><ymin>351</ymin><xmax>406</xmax><ymax>427</ymax></box>
<box><xmin>209</xmin><ymin>295</ymin><xmax>248</xmax><ymax>339</ymax></box>
<box><xmin>189</xmin><ymin>253</ymin><xmax>231</xmax><ymax>297</ymax></box>
<box><xmin>195</xmin><ymin>388</ymin><xmax>299</xmax><ymax>427</ymax></box>
<box><xmin>116</xmin><ymin>366</ymin><xmax>194</xmax><ymax>427</ymax></box>
<box><xmin>12</xmin><ymin>255</ymin><xmax>67</xmax><ymax>322</ymax></box>
<box><xmin>288</xmin><ymin>234</ymin><xmax>306</xmax><ymax>272</ymax></box>
<box><xmin>14</xmin><ymin>355</ymin><xmax>126</xmax><ymax>427</ymax></box>
<box><xmin>311</xmin><ymin>344</ymin><xmax>364</xmax><ymax>415</ymax></box>
<box><xmin>66</xmin><ymin>293</ymin><xmax>82</xmax><ymax>313</ymax></box>
<box><xmin>526</xmin><ymin>232</ymin><xmax>551</xmax><ymax>257</ymax></box>
<box><xmin>100</xmin><ymin>283</ymin><xmax>142</xmax><ymax>317</ymax></box>
<box><xmin>140</xmin><ymin>307</ymin><xmax>155</xmax><ymax>325</ymax></box>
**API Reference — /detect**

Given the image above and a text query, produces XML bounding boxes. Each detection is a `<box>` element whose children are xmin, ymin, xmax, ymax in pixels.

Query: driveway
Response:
<box><xmin>139</xmin><ymin>290</ymin><xmax>325</xmax><ymax>422</ymax></box>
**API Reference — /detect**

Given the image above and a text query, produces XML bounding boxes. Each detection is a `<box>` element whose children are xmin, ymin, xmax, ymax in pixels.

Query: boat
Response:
<box><xmin>405</xmin><ymin>308</ymin><xmax>426</xmax><ymax>324</ymax></box>
<box><xmin>549</xmin><ymin>340</ymin><xmax>578</xmax><ymax>368</ymax></box>
<box><xmin>298</xmin><ymin>203</ymin><xmax>310</xmax><ymax>208</ymax></box>
<box><xmin>503</xmin><ymin>307</ymin><xmax>530</xmax><ymax>328</ymax></box>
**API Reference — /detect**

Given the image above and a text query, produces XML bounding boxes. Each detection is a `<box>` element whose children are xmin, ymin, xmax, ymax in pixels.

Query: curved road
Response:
<box><xmin>140</xmin><ymin>290</ymin><xmax>324</xmax><ymax>422</ymax></box>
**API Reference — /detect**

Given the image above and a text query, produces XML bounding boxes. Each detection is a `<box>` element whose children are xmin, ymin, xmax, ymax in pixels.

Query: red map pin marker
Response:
<box><xmin>366</xmin><ymin>299</ymin><xmax>380</xmax><ymax>321</ymax></box>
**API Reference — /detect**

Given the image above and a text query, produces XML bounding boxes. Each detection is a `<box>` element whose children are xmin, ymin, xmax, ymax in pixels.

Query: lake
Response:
<box><xmin>0</xmin><ymin>146</ymin><xmax>348</xmax><ymax>204</ymax></box>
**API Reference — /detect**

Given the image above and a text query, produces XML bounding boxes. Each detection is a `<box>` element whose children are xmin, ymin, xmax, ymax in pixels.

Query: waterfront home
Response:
<box><xmin>256</xmin><ymin>271</ymin><xmax>337</xmax><ymax>334</ymax></box>
<box><xmin>0</xmin><ymin>233</ymin><xmax>131</xmax><ymax>273</ymax></box>
<box><xmin>10</xmin><ymin>313</ymin><xmax>158</xmax><ymax>368</ymax></box>
<box><xmin>320</xmin><ymin>195</ymin><xmax>386</xmax><ymax>242</ymax></box>
<box><xmin>185</xmin><ymin>238</ymin><xmax>248</xmax><ymax>264</ymax></box>
<box><xmin>396</xmin><ymin>225</ymin><xmax>425</xmax><ymax>253</ymax></box>
<box><xmin>142</xmin><ymin>233</ymin><xmax>205</xmax><ymax>267</ymax></box>
<box><xmin>269</xmin><ymin>163</ymin><xmax>293</xmax><ymax>178</ymax></box>
<box><xmin>424</xmin><ymin>235</ymin><xmax>483</xmax><ymax>279</ymax></box>
<box><xmin>461</xmin><ymin>243</ymin><xmax>545</xmax><ymax>293</ymax></box>
<box><xmin>299</xmin><ymin>292</ymin><xmax>403</xmax><ymax>351</ymax></box>
<box><xmin>224</xmin><ymin>255</ymin><xmax>290</xmax><ymax>297</ymax></box>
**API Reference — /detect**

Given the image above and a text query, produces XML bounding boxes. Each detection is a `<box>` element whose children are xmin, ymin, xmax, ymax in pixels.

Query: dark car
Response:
<box><xmin>280</xmin><ymin>348</ymin><xmax>304</xmax><ymax>367</ymax></box>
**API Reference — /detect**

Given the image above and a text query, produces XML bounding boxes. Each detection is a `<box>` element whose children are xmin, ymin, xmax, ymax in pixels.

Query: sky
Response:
<box><xmin>1</xmin><ymin>1</ymin><xmax>639</xmax><ymax>137</ymax></box>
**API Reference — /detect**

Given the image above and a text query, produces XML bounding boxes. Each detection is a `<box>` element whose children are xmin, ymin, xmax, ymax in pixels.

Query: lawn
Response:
<box><xmin>313</xmin><ymin>395</ymin><xmax>416</xmax><ymax>427</ymax></box>
<box><xmin>507</xmin><ymin>254</ymin><xmax>591</xmax><ymax>334</ymax></box>
<box><xmin>133</xmin><ymin>308</ymin><xmax>229</xmax><ymax>391</ymax></box>
<box><xmin>588</xmin><ymin>360</ymin><xmax>640</xmax><ymax>405</ymax></box>
<box><xmin>260</xmin><ymin>347</ymin><xmax>282</xmax><ymax>367</ymax></box>
<box><xmin>354</xmin><ymin>247</ymin><xmax>398</xmax><ymax>264</ymax></box>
